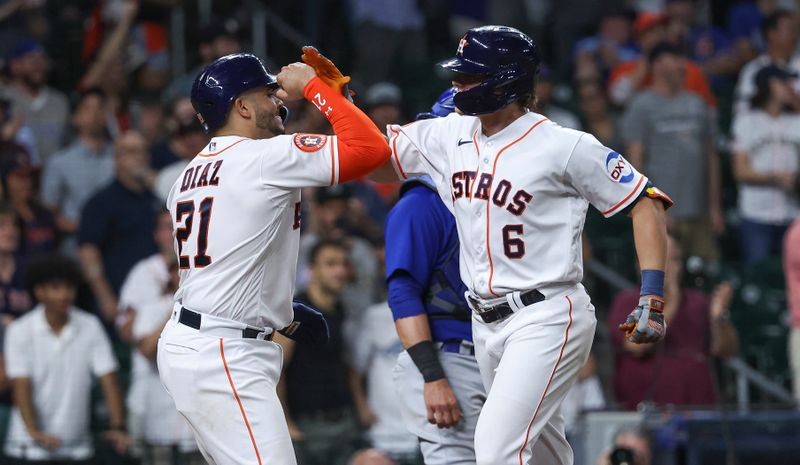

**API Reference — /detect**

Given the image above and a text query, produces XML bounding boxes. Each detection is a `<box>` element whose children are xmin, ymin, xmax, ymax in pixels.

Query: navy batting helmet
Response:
<box><xmin>439</xmin><ymin>26</ymin><xmax>540</xmax><ymax>116</ymax></box>
<box><xmin>191</xmin><ymin>53</ymin><xmax>287</xmax><ymax>133</ymax></box>
<box><xmin>416</xmin><ymin>87</ymin><xmax>456</xmax><ymax>120</ymax></box>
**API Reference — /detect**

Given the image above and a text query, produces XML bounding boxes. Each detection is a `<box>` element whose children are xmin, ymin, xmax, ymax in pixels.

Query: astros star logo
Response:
<box><xmin>293</xmin><ymin>133</ymin><xmax>328</xmax><ymax>152</ymax></box>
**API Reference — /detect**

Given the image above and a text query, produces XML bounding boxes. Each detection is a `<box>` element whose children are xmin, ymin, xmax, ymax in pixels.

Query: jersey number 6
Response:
<box><xmin>176</xmin><ymin>197</ymin><xmax>214</xmax><ymax>269</ymax></box>
<box><xmin>502</xmin><ymin>224</ymin><xmax>525</xmax><ymax>259</ymax></box>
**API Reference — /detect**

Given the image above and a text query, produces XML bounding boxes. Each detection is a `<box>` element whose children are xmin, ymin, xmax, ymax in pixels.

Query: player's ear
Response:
<box><xmin>233</xmin><ymin>96</ymin><xmax>253</xmax><ymax>120</ymax></box>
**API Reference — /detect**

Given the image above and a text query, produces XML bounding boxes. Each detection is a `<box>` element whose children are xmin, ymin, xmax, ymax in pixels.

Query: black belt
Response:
<box><xmin>467</xmin><ymin>289</ymin><xmax>545</xmax><ymax>324</ymax></box>
<box><xmin>179</xmin><ymin>307</ymin><xmax>274</xmax><ymax>341</ymax></box>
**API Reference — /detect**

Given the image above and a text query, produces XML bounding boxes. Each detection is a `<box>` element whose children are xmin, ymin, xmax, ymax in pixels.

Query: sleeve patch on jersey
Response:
<box><xmin>605</xmin><ymin>151</ymin><xmax>635</xmax><ymax>183</ymax></box>
<box><xmin>293</xmin><ymin>134</ymin><xmax>328</xmax><ymax>152</ymax></box>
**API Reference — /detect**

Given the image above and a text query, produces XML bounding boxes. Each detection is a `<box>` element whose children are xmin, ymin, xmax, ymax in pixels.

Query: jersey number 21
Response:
<box><xmin>175</xmin><ymin>197</ymin><xmax>214</xmax><ymax>269</ymax></box>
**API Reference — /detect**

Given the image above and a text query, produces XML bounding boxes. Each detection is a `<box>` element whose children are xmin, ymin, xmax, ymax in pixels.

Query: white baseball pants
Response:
<box><xmin>471</xmin><ymin>284</ymin><xmax>596</xmax><ymax>465</ymax></box>
<box><xmin>158</xmin><ymin>309</ymin><xmax>297</xmax><ymax>465</ymax></box>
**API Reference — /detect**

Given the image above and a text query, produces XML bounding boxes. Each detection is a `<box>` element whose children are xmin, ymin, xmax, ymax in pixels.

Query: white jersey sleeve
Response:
<box><xmin>387</xmin><ymin>118</ymin><xmax>450</xmax><ymax>180</ymax></box>
<box><xmin>258</xmin><ymin>133</ymin><xmax>340</xmax><ymax>188</ymax></box>
<box><xmin>565</xmin><ymin>133</ymin><xmax>648</xmax><ymax>217</ymax></box>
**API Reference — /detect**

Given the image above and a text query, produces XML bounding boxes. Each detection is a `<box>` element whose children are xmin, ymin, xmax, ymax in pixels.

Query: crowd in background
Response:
<box><xmin>0</xmin><ymin>0</ymin><xmax>797</xmax><ymax>464</ymax></box>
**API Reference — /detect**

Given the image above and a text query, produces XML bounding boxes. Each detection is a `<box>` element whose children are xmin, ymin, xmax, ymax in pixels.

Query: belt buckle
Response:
<box><xmin>468</xmin><ymin>295</ymin><xmax>492</xmax><ymax>314</ymax></box>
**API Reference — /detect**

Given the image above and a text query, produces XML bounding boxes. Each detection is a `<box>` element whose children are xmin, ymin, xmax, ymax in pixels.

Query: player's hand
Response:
<box><xmin>103</xmin><ymin>429</ymin><xmax>133</xmax><ymax>455</ymax></box>
<box><xmin>31</xmin><ymin>431</ymin><xmax>62</xmax><ymax>449</ymax></box>
<box><xmin>423</xmin><ymin>379</ymin><xmax>462</xmax><ymax>428</ymax></box>
<box><xmin>276</xmin><ymin>63</ymin><xmax>317</xmax><ymax>102</ymax></box>
<box><xmin>618</xmin><ymin>295</ymin><xmax>666</xmax><ymax>344</ymax></box>
<box><xmin>300</xmin><ymin>46</ymin><xmax>353</xmax><ymax>102</ymax></box>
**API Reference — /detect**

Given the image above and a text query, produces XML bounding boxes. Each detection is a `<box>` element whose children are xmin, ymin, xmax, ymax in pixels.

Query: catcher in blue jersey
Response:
<box><xmin>387</xmin><ymin>89</ymin><xmax>486</xmax><ymax>465</ymax></box>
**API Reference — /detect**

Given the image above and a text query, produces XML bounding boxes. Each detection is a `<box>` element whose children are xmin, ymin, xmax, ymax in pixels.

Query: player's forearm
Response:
<box><xmin>631</xmin><ymin>197</ymin><xmax>667</xmax><ymax>273</ymax></box>
<box><xmin>11</xmin><ymin>378</ymin><xmax>41</xmax><ymax>435</ymax></box>
<box><xmin>99</xmin><ymin>372</ymin><xmax>126</xmax><ymax>430</ymax></box>
<box><xmin>303</xmin><ymin>77</ymin><xmax>390</xmax><ymax>182</ymax></box>
<box><xmin>394</xmin><ymin>314</ymin><xmax>435</xmax><ymax>349</ymax></box>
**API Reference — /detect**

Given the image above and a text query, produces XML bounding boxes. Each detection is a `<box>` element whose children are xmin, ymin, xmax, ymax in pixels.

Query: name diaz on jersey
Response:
<box><xmin>180</xmin><ymin>160</ymin><xmax>224</xmax><ymax>193</ymax></box>
<box><xmin>451</xmin><ymin>171</ymin><xmax>533</xmax><ymax>215</ymax></box>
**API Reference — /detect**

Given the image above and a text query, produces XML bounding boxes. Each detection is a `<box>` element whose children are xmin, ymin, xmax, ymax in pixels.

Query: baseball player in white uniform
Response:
<box><xmin>377</xmin><ymin>26</ymin><xmax>673</xmax><ymax>464</ymax></box>
<box><xmin>157</xmin><ymin>50</ymin><xmax>391</xmax><ymax>465</ymax></box>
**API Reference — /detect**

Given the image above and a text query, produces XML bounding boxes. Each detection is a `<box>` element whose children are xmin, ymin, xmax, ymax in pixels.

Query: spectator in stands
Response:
<box><xmin>596</xmin><ymin>426</ymin><xmax>652</xmax><ymax>465</ymax></box>
<box><xmin>609</xmin><ymin>234</ymin><xmax>738</xmax><ymax>410</ymax></box>
<box><xmin>785</xmin><ymin>217</ymin><xmax>800</xmax><ymax>401</ymax></box>
<box><xmin>731</xmin><ymin>65</ymin><xmax>800</xmax><ymax>266</ymax></box>
<box><xmin>364</xmin><ymin>83</ymin><xmax>404</xmax><ymax>133</ymax></box>
<box><xmin>40</xmin><ymin>88</ymin><xmax>114</xmax><ymax>255</ymax></box>
<box><xmin>0</xmin><ymin>156</ymin><xmax>57</xmax><ymax>256</ymax></box>
<box><xmin>734</xmin><ymin>9</ymin><xmax>800</xmax><ymax>119</ymax></box>
<box><xmin>577</xmin><ymin>79</ymin><xmax>625</xmax><ymax>151</ymax></box>
<box><xmin>161</xmin><ymin>21</ymin><xmax>242</xmax><ymax>104</ymax></box>
<box><xmin>609</xmin><ymin>12</ymin><xmax>716</xmax><ymax>108</ymax></box>
<box><xmin>78</xmin><ymin>0</ymin><xmax>141</xmax><ymax>137</ymax></box>
<box><xmin>135</xmin><ymin>97</ymin><xmax>167</xmax><ymax>148</ymax></box>
<box><xmin>79</xmin><ymin>131</ymin><xmax>158</xmax><ymax>322</ymax></box>
<box><xmin>573</xmin><ymin>8</ymin><xmax>637</xmax><ymax>83</ymax></box>
<box><xmin>0</xmin><ymin>203</ymin><xmax>31</xmax><ymax>326</ymax></box>
<box><xmin>278</xmin><ymin>240</ymin><xmax>373</xmax><ymax>465</ymax></box>
<box><xmin>153</xmin><ymin>99</ymin><xmax>208</xmax><ymax>201</ymax></box>
<box><xmin>351</xmin><ymin>0</ymin><xmax>426</xmax><ymax>86</ymax></box>
<box><xmin>536</xmin><ymin>64</ymin><xmax>581</xmax><ymax>130</ymax></box>
<box><xmin>665</xmin><ymin>0</ymin><xmax>741</xmax><ymax>83</ymax></box>
<box><xmin>298</xmin><ymin>186</ymin><xmax>380</xmax><ymax>316</ymax></box>
<box><xmin>622</xmin><ymin>43</ymin><xmax>723</xmax><ymax>262</ymax></box>
<box><xmin>0</xmin><ymin>89</ymin><xmax>37</xmax><ymax>164</ymax></box>
<box><xmin>727</xmin><ymin>0</ymin><xmax>780</xmax><ymax>59</ymax></box>
<box><xmin>3</xmin><ymin>255</ymin><xmax>129</xmax><ymax>462</ymax></box>
<box><xmin>4</xmin><ymin>38</ymin><xmax>69</xmax><ymax>164</ymax></box>
<box><xmin>117</xmin><ymin>210</ymin><xmax>202</xmax><ymax>465</ymax></box>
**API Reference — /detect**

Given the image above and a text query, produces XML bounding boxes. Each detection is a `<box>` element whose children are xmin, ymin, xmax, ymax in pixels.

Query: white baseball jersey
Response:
<box><xmin>389</xmin><ymin>112</ymin><xmax>648</xmax><ymax>298</ymax></box>
<box><xmin>167</xmin><ymin>133</ymin><xmax>341</xmax><ymax>329</ymax></box>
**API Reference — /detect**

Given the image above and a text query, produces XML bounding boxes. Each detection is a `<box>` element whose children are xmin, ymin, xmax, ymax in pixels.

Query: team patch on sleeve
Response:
<box><xmin>605</xmin><ymin>151</ymin><xmax>635</xmax><ymax>183</ymax></box>
<box><xmin>293</xmin><ymin>134</ymin><xmax>328</xmax><ymax>152</ymax></box>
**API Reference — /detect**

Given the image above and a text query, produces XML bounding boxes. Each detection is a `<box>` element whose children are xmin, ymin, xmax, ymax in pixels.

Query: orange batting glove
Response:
<box><xmin>300</xmin><ymin>46</ymin><xmax>354</xmax><ymax>101</ymax></box>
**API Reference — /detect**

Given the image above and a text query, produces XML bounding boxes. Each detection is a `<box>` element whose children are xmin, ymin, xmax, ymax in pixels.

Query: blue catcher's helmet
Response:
<box><xmin>416</xmin><ymin>87</ymin><xmax>457</xmax><ymax>120</ymax></box>
<box><xmin>190</xmin><ymin>53</ymin><xmax>287</xmax><ymax>133</ymax></box>
<box><xmin>439</xmin><ymin>25</ymin><xmax>540</xmax><ymax>116</ymax></box>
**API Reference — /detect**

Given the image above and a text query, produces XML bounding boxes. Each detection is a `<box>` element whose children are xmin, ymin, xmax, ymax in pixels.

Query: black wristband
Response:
<box><xmin>407</xmin><ymin>341</ymin><xmax>445</xmax><ymax>383</ymax></box>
